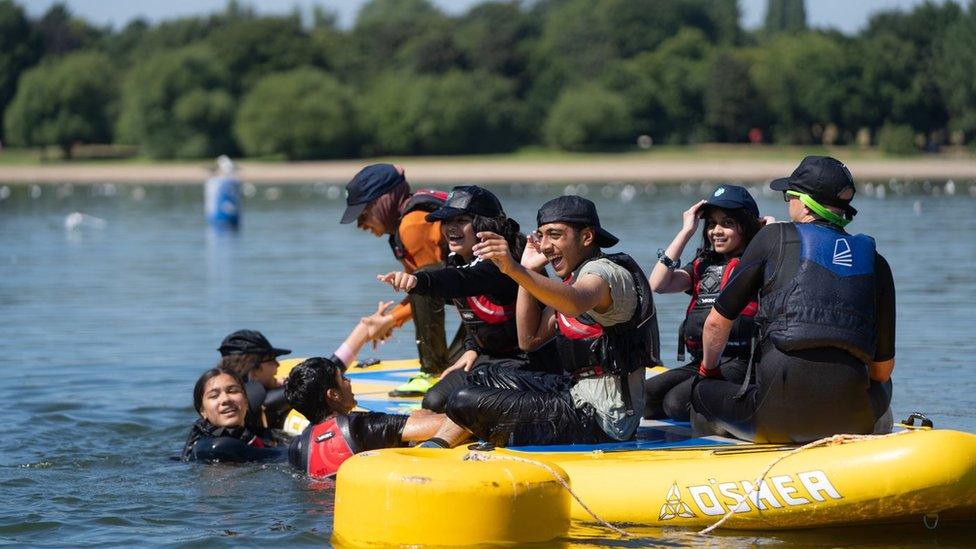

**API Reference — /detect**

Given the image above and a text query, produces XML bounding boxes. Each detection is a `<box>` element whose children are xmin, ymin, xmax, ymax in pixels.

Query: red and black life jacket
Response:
<box><xmin>553</xmin><ymin>253</ymin><xmax>661</xmax><ymax>378</ymax></box>
<box><xmin>299</xmin><ymin>416</ymin><xmax>359</xmax><ymax>479</ymax></box>
<box><xmin>678</xmin><ymin>256</ymin><xmax>758</xmax><ymax>361</ymax></box>
<box><xmin>454</xmin><ymin>294</ymin><xmax>519</xmax><ymax>355</ymax></box>
<box><xmin>388</xmin><ymin>189</ymin><xmax>449</xmax><ymax>265</ymax></box>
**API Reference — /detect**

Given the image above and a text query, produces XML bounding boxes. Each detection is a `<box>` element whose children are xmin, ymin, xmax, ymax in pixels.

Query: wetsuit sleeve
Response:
<box><xmin>873</xmin><ymin>253</ymin><xmax>896</xmax><ymax>361</ymax></box>
<box><xmin>410</xmin><ymin>259</ymin><xmax>517</xmax><ymax>301</ymax></box>
<box><xmin>398</xmin><ymin>211</ymin><xmax>443</xmax><ymax>271</ymax></box>
<box><xmin>713</xmin><ymin>224</ymin><xmax>777</xmax><ymax>319</ymax></box>
<box><xmin>345</xmin><ymin>412</ymin><xmax>409</xmax><ymax>451</ymax></box>
<box><xmin>191</xmin><ymin>437</ymin><xmax>286</xmax><ymax>463</ymax></box>
<box><xmin>390</xmin><ymin>300</ymin><xmax>412</xmax><ymax>328</ymax></box>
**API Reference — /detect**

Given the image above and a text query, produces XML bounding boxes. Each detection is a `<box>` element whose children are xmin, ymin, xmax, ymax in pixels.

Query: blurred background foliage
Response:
<box><xmin>1</xmin><ymin>0</ymin><xmax>974</xmax><ymax>159</ymax></box>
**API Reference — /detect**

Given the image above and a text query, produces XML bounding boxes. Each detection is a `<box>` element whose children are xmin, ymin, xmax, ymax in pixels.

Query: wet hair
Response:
<box><xmin>193</xmin><ymin>367</ymin><xmax>246</xmax><ymax>414</ymax></box>
<box><xmin>696</xmin><ymin>205</ymin><xmax>763</xmax><ymax>262</ymax></box>
<box><xmin>283</xmin><ymin>357</ymin><xmax>341</xmax><ymax>424</ymax></box>
<box><xmin>218</xmin><ymin>353</ymin><xmax>272</xmax><ymax>380</ymax></box>
<box><xmin>471</xmin><ymin>212</ymin><xmax>526</xmax><ymax>259</ymax></box>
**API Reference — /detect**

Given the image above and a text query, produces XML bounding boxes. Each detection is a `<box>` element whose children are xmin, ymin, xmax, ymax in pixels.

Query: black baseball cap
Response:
<box><xmin>536</xmin><ymin>195</ymin><xmax>619</xmax><ymax>248</ymax></box>
<box><xmin>426</xmin><ymin>185</ymin><xmax>503</xmax><ymax>222</ymax></box>
<box><xmin>770</xmin><ymin>156</ymin><xmax>858</xmax><ymax>217</ymax></box>
<box><xmin>703</xmin><ymin>184</ymin><xmax>760</xmax><ymax>219</ymax></box>
<box><xmin>218</xmin><ymin>330</ymin><xmax>291</xmax><ymax>357</ymax></box>
<box><xmin>340</xmin><ymin>164</ymin><xmax>405</xmax><ymax>224</ymax></box>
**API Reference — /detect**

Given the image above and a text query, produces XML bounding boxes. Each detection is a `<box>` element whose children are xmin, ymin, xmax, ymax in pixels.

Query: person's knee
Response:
<box><xmin>662</xmin><ymin>390</ymin><xmax>691</xmax><ymax>422</ymax></box>
<box><xmin>421</xmin><ymin>388</ymin><xmax>448</xmax><ymax>413</ymax></box>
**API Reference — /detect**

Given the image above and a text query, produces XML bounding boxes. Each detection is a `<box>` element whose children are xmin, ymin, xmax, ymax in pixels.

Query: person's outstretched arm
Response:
<box><xmin>333</xmin><ymin>301</ymin><xmax>395</xmax><ymax>367</ymax></box>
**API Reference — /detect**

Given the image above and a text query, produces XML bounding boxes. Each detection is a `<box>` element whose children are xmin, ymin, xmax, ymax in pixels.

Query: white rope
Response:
<box><xmin>463</xmin><ymin>450</ymin><xmax>633</xmax><ymax>538</ymax></box>
<box><xmin>697</xmin><ymin>430</ymin><xmax>912</xmax><ymax>535</ymax></box>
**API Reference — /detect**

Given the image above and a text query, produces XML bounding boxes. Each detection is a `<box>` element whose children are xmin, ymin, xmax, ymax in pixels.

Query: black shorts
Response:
<box><xmin>444</xmin><ymin>365</ymin><xmax>610</xmax><ymax>447</ymax></box>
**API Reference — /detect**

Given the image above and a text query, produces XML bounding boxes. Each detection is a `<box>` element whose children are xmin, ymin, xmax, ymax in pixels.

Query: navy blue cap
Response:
<box><xmin>536</xmin><ymin>195</ymin><xmax>618</xmax><ymax>248</ymax></box>
<box><xmin>426</xmin><ymin>186</ymin><xmax>503</xmax><ymax>222</ymax></box>
<box><xmin>340</xmin><ymin>164</ymin><xmax>405</xmax><ymax>224</ymax></box>
<box><xmin>770</xmin><ymin>156</ymin><xmax>857</xmax><ymax>217</ymax></box>
<box><xmin>703</xmin><ymin>185</ymin><xmax>760</xmax><ymax>219</ymax></box>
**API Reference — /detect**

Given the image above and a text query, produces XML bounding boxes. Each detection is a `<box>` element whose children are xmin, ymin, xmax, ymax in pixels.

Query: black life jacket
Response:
<box><xmin>446</xmin><ymin>255</ymin><xmax>519</xmax><ymax>355</ymax></box>
<box><xmin>290</xmin><ymin>416</ymin><xmax>358</xmax><ymax>479</ymax></box>
<box><xmin>388</xmin><ymin>189</ymin><xmax>449</xmax><ymax>264</ymax></box>
<box><xmin>181</xmin><ymin>419</ymin><xmax>266</xmax><ymax>462</ymax></box>
<box><xmin>553</xmin><ymin>253</ymin><xmax>661</xmax><ymax>378</ymax></box>
<box><xmin>758</xmin><ymin>222</ymin><xmax>877</xmax><ymax>363</ymax></box>
<box><xmin>678</xmin><ymin>256</ymin><xmax>758</xmax><ymax>361</ymax></box>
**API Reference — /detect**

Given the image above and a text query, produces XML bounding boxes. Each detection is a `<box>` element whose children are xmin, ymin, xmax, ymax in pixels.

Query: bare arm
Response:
<box><xmin>334</xmin><ymin>301</ymin><xmax>395</xmax><ymax>365</ymax></box>
<box><xmin>650</xmin><ymin>200</ymin><xmax>703</xmax><ymax>293</ymax></box>
<box><xmin>701</xmin><ymin>308</ymin><xmax>733</xmax><ymax>372</ymax></box>
<box><xmin>869</xmin><ymin>358</ymin><xmax>894</xmax><ymax>383</ymax></box>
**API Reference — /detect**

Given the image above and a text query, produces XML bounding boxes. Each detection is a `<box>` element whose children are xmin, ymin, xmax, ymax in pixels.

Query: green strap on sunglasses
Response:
<box><xmin>786</xmin><ymin>190</ymin><xmax>851</xmax><ymax>228</ymax></box>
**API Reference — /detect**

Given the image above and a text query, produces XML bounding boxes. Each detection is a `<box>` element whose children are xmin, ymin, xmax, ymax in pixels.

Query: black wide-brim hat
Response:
<box><xmin>536</xmin><ymin>195</ymin><xmax>619</xmax><ymax>248</ymax></box>
<box><xmin>426</xmin><ymin>185</ymin><xmax>503</xmax><ymax>222</ymax></box>
<box><xmin>340</xmin><ymin>164</ymin><xmax>405</xmax><ymax>224</ymax></box>
<box><xmin>218</xmin><ymin>329</ymin><xmax>291</xmax><ymax>357</ymax></box>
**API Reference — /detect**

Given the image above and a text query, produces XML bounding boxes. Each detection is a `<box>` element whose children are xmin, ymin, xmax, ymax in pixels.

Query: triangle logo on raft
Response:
<box><xmin>658</xmin><ymin>483</ymin><xmax>697</xmax><ymax>520</ymax></box>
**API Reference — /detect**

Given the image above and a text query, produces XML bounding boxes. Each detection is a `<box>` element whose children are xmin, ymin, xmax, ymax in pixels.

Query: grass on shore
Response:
<box><xmin>0</xmin><ymin>143</ymin><xmax>971</xmax><ymax>166</ymax></box>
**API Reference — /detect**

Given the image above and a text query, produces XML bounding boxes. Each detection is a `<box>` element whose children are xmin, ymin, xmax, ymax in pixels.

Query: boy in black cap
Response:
<box><xmin>340</xmin><ymin>164</ymin><xmax>458</xmax><ymax>396</ymax></box>
<box><xmin>692</xmin><ymin>156</ymin><xmax>896</xmax><ymax>443</ymax></box>
<box><xmin>376</xmin><ymin>186</ymin><xmax>560</xmax><ymax>413</ymax></box>
<box><xmin>415</xmin><ymin>195</ymin><xmax>661</xmax><ymax>448</ymax></box>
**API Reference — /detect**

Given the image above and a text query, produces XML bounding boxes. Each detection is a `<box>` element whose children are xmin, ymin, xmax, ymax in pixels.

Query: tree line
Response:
<box><xmin>1</xmin><ymin>0</ymin><xmax>974</xmax><ymax>160</ymax></box>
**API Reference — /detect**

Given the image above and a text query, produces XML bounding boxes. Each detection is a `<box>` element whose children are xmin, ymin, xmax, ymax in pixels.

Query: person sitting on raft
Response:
<box><xmin>643</xmin><ymin>185</ymin><xmax>765</xmax><ymax>421</ymax></box>
<box><xmin>340</xmin><ymin>163</ymin><xmax>462</xmax><ymax>397</ymax></box>
<box><xmin>217</xmin><ymin>330</ymin><xmax>294</xmax><ymax>438</ymax></box>
<box><xmin>417</xmin><ymin>196</ymin><xmax>661</xmax><ymax>448</ymax></box>
<box><xmin>181</xmin><ymin>367</ymin><xmax>288</xmax><ymax>463</ymax></box>
<box><xmin>376</xmin><ymin>185</ymin><xmax>560</xmax><ymax>413</ymax></box>
<box><xmin>691</xmin><ymin>156</ymin><xmax>895</xmax><ymax>443</ymax></box>
<box><xmin>283</xmin><ymin>357</ymin><xmax>453</xmax><ymax>478</ymax></box>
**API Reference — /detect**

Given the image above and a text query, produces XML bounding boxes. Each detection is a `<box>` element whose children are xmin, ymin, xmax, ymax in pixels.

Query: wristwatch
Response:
<box><xmin>657</xmin><ymin>248</ymin><xmax>680</xmax><ymax>269</ymax></box>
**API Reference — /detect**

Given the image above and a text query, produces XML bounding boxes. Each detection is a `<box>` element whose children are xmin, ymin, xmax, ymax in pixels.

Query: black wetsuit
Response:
<box><xmin>691</xmin><ymin>221</ymin><xmax>896</xmax><ymax>443</ymax></box>
<box><xmin>287</xmin><ymin>412</ymin><xmax>409</xmax><ymax>472</ymax></box>
<box><xmin>410</xmin><ymin>254</ymin><xmax>560</xmax><ymax>412</ymax></box>
<box><xmin>181</xmin><ymin>419</ymin><xmax>286</xmax><ymax>463</ymax></box>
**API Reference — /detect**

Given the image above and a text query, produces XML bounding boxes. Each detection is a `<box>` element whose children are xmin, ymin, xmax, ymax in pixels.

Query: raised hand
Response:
<box><xmin>377</xmin><ymin>271</ymin><xmax>418</xmax><ymax>292</ymax></box>
<box><xmin>472</xmin><ymin>231</ymin><xmax>519</xmax><ymax>275</ymax></box>
<box><xmin>521</xmin><ymin>232</ymin><xmax>549</xmax><ymax>271</ymax></box>
<box><xmin>362</xmin><ymin>300</ymin><xmax>396</xmax><ymax>348</ymax></box>
<box><xmin>681</xmin><ymin>200</ymin><xmax>707</xmax><ymax>235</ymax></box>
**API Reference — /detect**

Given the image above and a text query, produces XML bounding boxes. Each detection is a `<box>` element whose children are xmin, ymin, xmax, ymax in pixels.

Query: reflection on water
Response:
<box><xmin>1</xmin><ymin>181</ymin><xmax>974</xmax><ymax>545</ymax></box>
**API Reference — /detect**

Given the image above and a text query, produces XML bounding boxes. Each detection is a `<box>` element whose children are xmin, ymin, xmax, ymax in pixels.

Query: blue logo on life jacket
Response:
<box><xmin>796</xmin><ymin>224</ymin><xmax>874</xmax><ymax>277</ymax></box>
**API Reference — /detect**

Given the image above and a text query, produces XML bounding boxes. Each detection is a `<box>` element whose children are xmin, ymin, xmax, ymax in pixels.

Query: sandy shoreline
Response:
<box><xmin>0</xmin><ymin>157</ymin><xmax>974</xmax><ymax>184</ymax></box>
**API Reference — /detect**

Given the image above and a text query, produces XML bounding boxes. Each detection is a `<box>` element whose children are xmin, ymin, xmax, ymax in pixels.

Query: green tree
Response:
<box><xmin>359</xmin><ymin>70</ymin><xmax>522</xmax><ymax>155</ymax></box>
<box><xmin>455</xmin><ymin>1</ymin><xmax>537</xmax><ymax>79</ymax></box>
<box><xmin>206</xmin><ymin>15</ymin><xmax>315</xmax><ymax>95</ymax></box>
<box><xmin>751</xmin><ymin>33</ymin><xmax>851</xmax><ymax>143</ymax></box>
<box><xmin>4</xmin><ymin>52</ymin><xmax>116</xmax><ymax>158</ymax></box>
<box><xmin>0</xmin><ymin>0</ymin><xmax>41</xmax><ymax>142</ymax></box>
<box><xmin>602</xmin><ymin>28</ymin><xmax>714</xmax><ymax>144</ymax></box>
<box><xmin>351</xmin><ymin>0</ymin><xmax>453</xmax><ymax>74</ymax></box>
<box><xmin>36</xmin><ymin>3</ymin><xmax>101</xmax><ymax>56</ymax></box>
<box><xmin>116</xmin><ymin>46</ymin><xmax>235</xmax><ymax>158</ymax></box>
<box><xmin>543</xmin><ymin>83</ymin><xmax>631</xmax><ymax>150</ymax></box>
<box><xmin>765</xmin><ymin>0</ymin><xmax>806</xmax><ymax>33</ymax></box>
<box><xmin>235</xmin><ymin>68</ymin><xmax>357</xmax><ymax>159</ymax></box>
<box><xmin>704</xmin><ymin>52</ymin><xmax>764</xmax><ymax>142</ymax></box>
<box><xmin>934</xmin><ymin>3</ymin><xmax>976</xmax><ymax>138</ymax></box>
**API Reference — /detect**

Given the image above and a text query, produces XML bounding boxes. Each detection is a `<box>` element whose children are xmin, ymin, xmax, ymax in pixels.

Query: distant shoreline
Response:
<box><xmin>1</xmin><ymin>155</ymin><xmax>973</xmax><ymax>185</ymax></box>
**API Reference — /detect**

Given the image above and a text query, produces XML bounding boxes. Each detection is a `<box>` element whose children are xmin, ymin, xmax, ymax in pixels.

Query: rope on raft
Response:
<box><xmin>698</xmin><ymin>429</ymin><xmax>913</xmax><ymax>535</ymax></box>
<box><xmin>462</xmin><ymin>450</ymin><xmax>634</xmax><ymax>538</ymax></box>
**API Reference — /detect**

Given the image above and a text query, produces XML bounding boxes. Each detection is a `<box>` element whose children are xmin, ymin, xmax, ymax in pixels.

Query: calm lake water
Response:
<box><xmin>1</xmin><ymin>179</ymin><xmax>975</xmax><ymax>546</ymax></box>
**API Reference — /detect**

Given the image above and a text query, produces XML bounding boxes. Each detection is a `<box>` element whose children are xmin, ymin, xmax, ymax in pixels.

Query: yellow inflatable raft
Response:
<box><xmin>275</xmin><ymin>358</ymin><xmax>976</xmax><ymax>544</ymax></box>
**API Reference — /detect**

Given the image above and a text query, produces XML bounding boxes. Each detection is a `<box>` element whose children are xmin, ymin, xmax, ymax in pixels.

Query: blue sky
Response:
<box><xmin>24</xmin><ymin>0</ymin><xmax>955</xmax><ymax>34</ymax></box>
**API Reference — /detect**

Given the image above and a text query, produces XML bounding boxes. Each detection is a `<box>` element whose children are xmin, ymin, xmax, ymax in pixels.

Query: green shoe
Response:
<box><xmin>389</xmin><ymin>373</ymin><xmax>438</xmax><ymax>397</ymax></box>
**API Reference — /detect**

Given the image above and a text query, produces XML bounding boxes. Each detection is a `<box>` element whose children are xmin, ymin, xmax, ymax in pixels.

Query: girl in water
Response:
<box><xmin>645</xmin><ymin>184</ymin><xmax>765</xmax><ymax>421</ymax></box>
<box><xmin>377</xmin><ymin>185</ymin><xmax>559</xmax><ymax>412</ymax></box>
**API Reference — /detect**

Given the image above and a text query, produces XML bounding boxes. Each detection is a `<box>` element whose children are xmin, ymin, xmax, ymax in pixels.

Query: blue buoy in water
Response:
<box><xmin>205</xmin><ymin>156</ymin><xmax>241</xmax><ymax>228</ymax></box>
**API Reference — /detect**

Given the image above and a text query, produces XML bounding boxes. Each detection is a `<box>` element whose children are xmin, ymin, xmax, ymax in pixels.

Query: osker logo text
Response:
<box><xmin>659</xmin><ymin>470</ymin><xmax>842</xmax><ymax>520</ymax></box>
